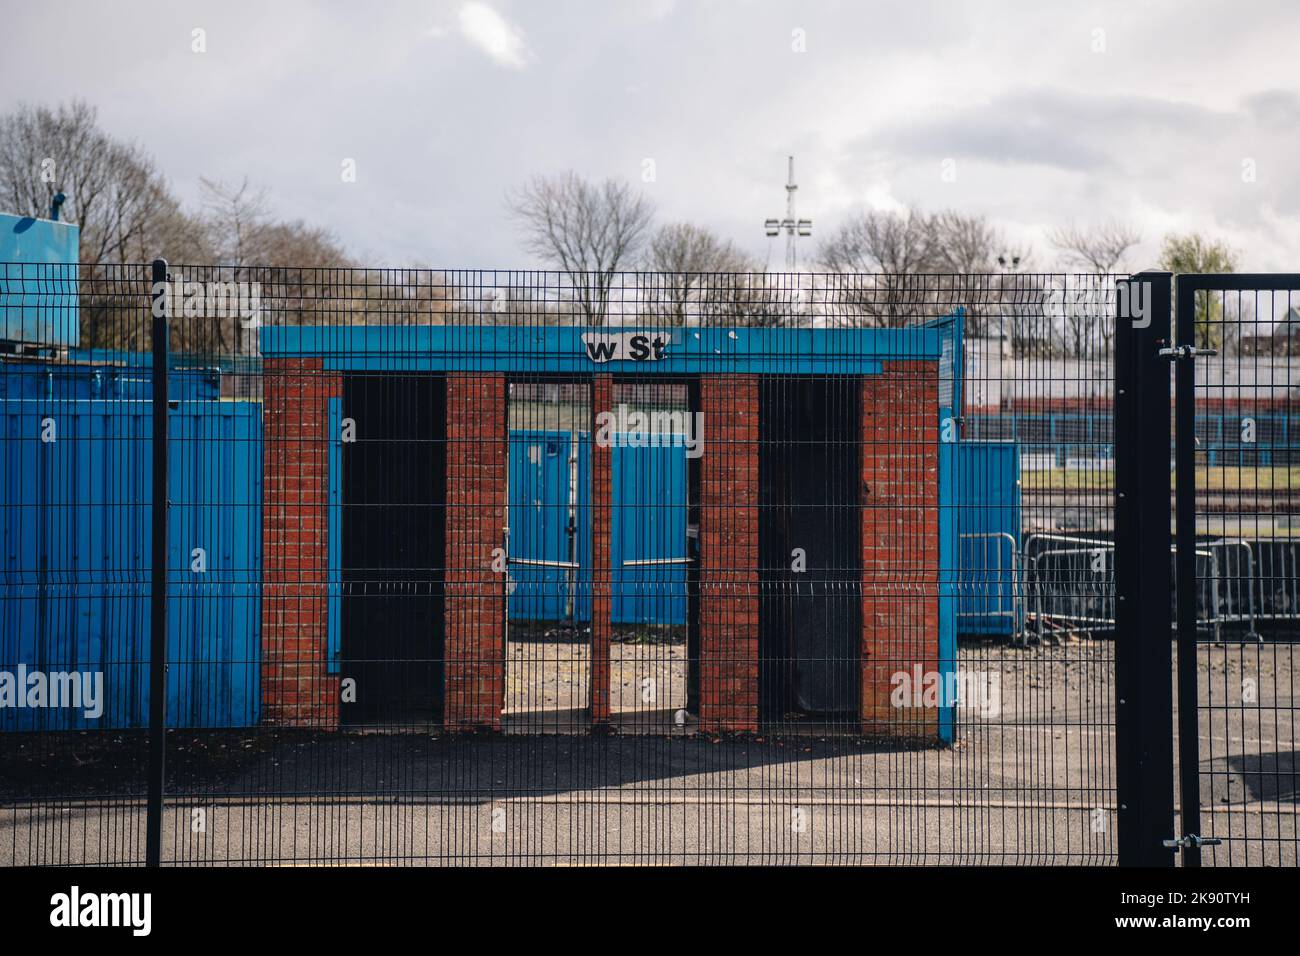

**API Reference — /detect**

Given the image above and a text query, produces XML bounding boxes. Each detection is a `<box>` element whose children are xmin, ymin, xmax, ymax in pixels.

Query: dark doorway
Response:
<box><xmin>759</xmin><ymin>377</ymin><xmax>861</xmax><ymax>724</ymax></box>
<box><xmin>341</xmin><ymin>373</ymin><xmax>446</xmax><ymax>726</ymax></box>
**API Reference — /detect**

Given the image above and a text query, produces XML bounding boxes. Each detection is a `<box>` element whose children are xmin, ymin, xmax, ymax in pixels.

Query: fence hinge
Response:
<box><xmin>1157</xmin><ymin>344</ymin><xmax>1218</xmax><ymax>361</ymax></box>
<box><xmin>1162</xmin><ymin>833</ymin><xmax>1223</xmax><ymax>851</ymax></box>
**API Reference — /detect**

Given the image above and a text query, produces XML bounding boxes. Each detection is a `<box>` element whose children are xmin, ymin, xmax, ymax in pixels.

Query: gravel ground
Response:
<box><xmin>1</xmin><ymin>639</ymin><xmax>1294</xmax><ymax>866</ymax></box>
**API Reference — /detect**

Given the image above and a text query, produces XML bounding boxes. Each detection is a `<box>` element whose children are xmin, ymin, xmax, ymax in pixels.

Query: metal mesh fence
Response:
<box><xmin>1187</xmin><ymin>281</ymin><xmax>1300</xmax><ymax>867</ymax></box>
<box><xmin>0</xmin><ymin>264</ymin><xmax>1226</xmax><ymax>865</ymax></box>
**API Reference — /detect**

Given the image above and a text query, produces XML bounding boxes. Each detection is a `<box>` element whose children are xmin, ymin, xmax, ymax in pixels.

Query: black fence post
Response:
<box><xmin>1173</xmin><ymin>277</ymin><xmax>1204</xmax><ymax>867</ymax></box>
<box><xmin>146</xmin><ymin>258</ymin><xmax>170</xmax><ymax>867</ymax></box>
<box><xmin>1113</xmin><ymin>270</ymin><xmax>1176</xmax><ymax>866</ymax></box>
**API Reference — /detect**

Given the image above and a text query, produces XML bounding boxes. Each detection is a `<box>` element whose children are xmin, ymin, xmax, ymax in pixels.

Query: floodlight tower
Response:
<box><xmin>764</xmin><ymin>156</ymin><xmax>812</xmax><ymax>271</ymax></box>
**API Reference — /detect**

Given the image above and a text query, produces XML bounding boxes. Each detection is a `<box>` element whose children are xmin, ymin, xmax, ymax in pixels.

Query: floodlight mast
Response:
<box><xmin>764</xmin><ymin>156</ymin><xmax>811</xmax><ymax>271</ymax></box>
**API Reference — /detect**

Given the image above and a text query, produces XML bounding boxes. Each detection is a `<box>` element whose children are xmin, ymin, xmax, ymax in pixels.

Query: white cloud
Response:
<box><xmin>457</xmin><ymin>2</ymin><xmax>531</xmax><ymax>70</ymax></box>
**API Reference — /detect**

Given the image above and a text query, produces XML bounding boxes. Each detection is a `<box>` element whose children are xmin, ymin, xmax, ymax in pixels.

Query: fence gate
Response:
<box><xmin>1172</xmin><ymin>274</ymin><xmax>1300</xmax><ymax>866</ymax></box>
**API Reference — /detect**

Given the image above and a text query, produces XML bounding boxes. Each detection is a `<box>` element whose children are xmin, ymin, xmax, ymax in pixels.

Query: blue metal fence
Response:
<box><xmin>965</xmin><ymin>410</ymin><xmax>1299</xmax><ymax>467</ymax></box>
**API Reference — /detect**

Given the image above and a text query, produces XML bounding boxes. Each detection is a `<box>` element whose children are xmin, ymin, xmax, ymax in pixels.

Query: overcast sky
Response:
<box><xmin>3</xmin><ymin>0</ymin><xmax>1298</xmax><ymax>271</ymax></box>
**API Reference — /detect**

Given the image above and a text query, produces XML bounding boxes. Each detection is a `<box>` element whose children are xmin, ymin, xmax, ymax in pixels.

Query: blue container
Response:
<box><xmin>0</xmin><ymin>360</ymin><xmax>221</xmax><ymax>401</ymax></box>
<box><xmin>507</xmin><ymin>430</ymin><xmax>592</xmax><ymax>623</ymax></box>
<box><xmin>0</xmin><ymin>393</ymin><xmax>262</xmax><ymax>731</ymax></box>
<box><xmin>954</xmin><ymin>441</ymin><xmax>1022</xmax><ymax>636</ymax></box>
<box><xmin>0</xmin><ymin>214</ymin><xmax>80</xmax><ymax>348</ymax></box>
<box><xmin>610</xmin><ymin>441</ymin><xmax>688</xmax><ymax>626</ymax></box>
<box><xmin>503</xmin><ymin>430</ymin><xmax>690</xmax><ymax>626</ymax></box>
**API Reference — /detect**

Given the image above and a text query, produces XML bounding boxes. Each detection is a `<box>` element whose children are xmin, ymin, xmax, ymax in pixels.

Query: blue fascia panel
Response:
<box><xmin>262</xmin><ymin>324</ymin><xmax>945</xmax><ymax>375</ymax></box>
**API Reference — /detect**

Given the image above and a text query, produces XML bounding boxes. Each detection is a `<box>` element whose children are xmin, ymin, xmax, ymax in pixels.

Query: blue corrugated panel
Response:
<box><xmin>507</xmin><ymin>430</ymin><xmax>591</xmax><ymax>622</ymax></box>
<box><xmin>954</xmin><ymin>441</ymin><xmax>1022</xmax><ymax>636</ymax></box>
<box><xmin>0</xmin><ymin>361</ymin><xmax>220</xmax><ymax>401</ymax></box>
<box><xmin>611</xmin><ymin>441</ymin><xmax>688</xmax><ymax>626</ymax></box>
<box><xmin>504</xmin><ymin>431</ymin><xmax>690</xmax><ymax>626</ymax></box>
<box><xmin>0</xmin><ymin>396</ymin><xmax>261</xmax><ymax>731</ymax></box>
<box><xmin>0</xmin><ymin>214</ymin><xmax>80</xmax><ymax>347</ymax></box>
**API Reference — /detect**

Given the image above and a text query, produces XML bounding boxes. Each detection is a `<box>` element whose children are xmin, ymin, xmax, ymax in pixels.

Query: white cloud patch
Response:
<box><xmin>457</xmin><ymin>2</ymin><xmax>531</xmax><ymax>70</ymax></box>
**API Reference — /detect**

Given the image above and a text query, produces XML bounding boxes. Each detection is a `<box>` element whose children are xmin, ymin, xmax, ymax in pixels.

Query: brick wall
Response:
<box><xmin>860</xmin><ymin>361</ymin><xmax>940</xmax><ymax>738</ymax></box>
<box><xmin>444</xmin><ymin>373</ymin><xmax>507</xmax><ymax>730</ymax></box>
<box><xmin>258</xmin><ymin>361</ymin><xmax>939</xmax><ymax>739</ymax></box>
<box><xmin>698</xmin><ymin>375</ymin><xmax>759</xmax><ymax>732</ymax></box>
<box><xmin>261</xmin><ymin>357</ymin><xmax>341</xmax><ymax>728</ymax></box>
<box><xmin>590</xmin><ymin>374</ymin><xmax>613</xmax><ymax>724</ymax></box>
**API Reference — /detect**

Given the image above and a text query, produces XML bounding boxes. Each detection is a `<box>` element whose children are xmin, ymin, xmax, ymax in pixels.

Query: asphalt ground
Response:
<box><xmin>1</xmin><ymin>640</ymin><xmax>1293</xmax><ymax>866</ymax></box>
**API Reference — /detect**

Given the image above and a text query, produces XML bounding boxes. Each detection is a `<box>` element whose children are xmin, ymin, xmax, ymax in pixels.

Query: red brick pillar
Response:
<box><xmin>590</xmin><ymin>374</ymin><xmax>613</xmax><ymax>724</ymax></box>
<box><xmin>444</xmin><ymin>373</ymin><xmax>507</xmax><ymax>730</ymax></box>
<box><xmin>860</xmin><ymin>361</ymin><xmax>940</xmax><ymax>738</ymax></box>
<box><xmin>262</xmin><ymin>357</ymin><xmax>341</xmax><ymax>728</ymax></box>
<box><xmin>698</xmin><ymin>375</ymin><xmax>759</xmax><ymax>732</ymax></box>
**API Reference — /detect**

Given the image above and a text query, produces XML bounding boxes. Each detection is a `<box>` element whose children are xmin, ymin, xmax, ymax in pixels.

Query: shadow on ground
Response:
<box><xmin>0</xmin><ymin>728</ymin><xmax>940</xmax><ymax>803</ymax></box>
<box><xmin>1200</xmin><ymin>750</ymin><xmax>1299</xmax><ymax>805</ymax></box>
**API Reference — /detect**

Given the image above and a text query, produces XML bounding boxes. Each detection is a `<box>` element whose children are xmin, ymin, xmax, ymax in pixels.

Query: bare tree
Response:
<box><xmin>929</xmin><ymin>211</ymin><xmax>1000</xmax><ymax>273</ymax></box>
<box><xmin>507</xmin><ymin>172</ymin><xmax>655</xmax><ymax>323</ymax></box>
<box><xmin>817</xmin><ymin>206</ymin><xmax>936</xmax><ymax>275</ymax></box>
<box><xmin>816</xmin><ymin>208</ymin><xmax>940</xmax><ymax>327</ymax></box>
<box><xmin>0</xmin><ymin>100</ymin><xmax>176</xmax><ymax>267</ymax></box>
<box><xmin>928</xmin><ymin>211</ymin><xmax>1014</xmax><ymax>338</ymax></box>
<box><xmin>642</xmin><ymin>222</ymin><xmax>754</xmax><ymax>325</ymax></box>
<box><xmin>179</xmin><ymin>179</ymin><xmax>357</xmax><ymax>351</ymax></box>
<box><xmin>996</xmin><ymin>270</ymin><xmax>1057</xmax><ymax>359</ymax></box>
<box><xmin>199</xmin><ymin>176</ymin><xmax>272</xmax><ymax>266</ymax></box>
<box><xmin>1047</xmin><ymin>220</ymin><xmax>1141</xmax><ymax>273</ymax></box>
<box><xmin>1046</xmin><ymin>221</ymin><xmax>1140</xmax><ymax>357</ymax></box>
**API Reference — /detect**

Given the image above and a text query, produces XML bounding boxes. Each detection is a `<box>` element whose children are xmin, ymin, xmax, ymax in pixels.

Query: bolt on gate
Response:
<box><xmin>1</xmin><ymin>248</ymin><xmax>1289</xmax><ymax>866</ymax></box>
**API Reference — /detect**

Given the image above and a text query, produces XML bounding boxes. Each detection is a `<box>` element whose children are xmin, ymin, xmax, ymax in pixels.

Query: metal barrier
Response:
<box><xmin>1019</xmin><ymin>534</ymin><xmax>1297</xmax><ymax>644</ymax></box>
<box><xmin>954</xmin><ymin>531</ymin><xmax>1024</xmax><ymax>638</ymax></box>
